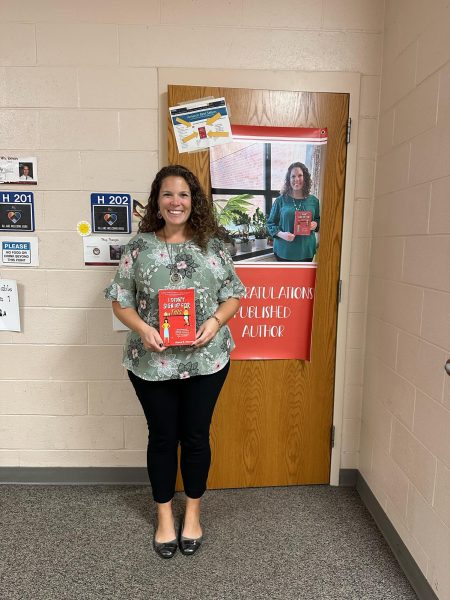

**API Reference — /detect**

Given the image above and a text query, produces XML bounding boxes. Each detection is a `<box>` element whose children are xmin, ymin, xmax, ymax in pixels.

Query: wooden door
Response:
<box><xmin>169</xmin><ymin>85</ymin><xmax>349</xmax><ymax>487</ymax></box>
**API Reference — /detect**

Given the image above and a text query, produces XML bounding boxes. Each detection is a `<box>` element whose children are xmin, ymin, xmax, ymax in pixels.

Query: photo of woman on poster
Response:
<box><xmin>266</xmin><ymin>162</ymin><xmax>320</xmax><ymax>262</ymax></box>
<box><xmin>210</xmin><ymin>127</ymin><xmax>326</xmax><ymax>264</ymax></box>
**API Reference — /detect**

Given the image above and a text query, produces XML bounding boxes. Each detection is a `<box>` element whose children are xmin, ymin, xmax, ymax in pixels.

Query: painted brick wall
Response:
<box><xmin>360</xmin><ymin>1</ymin><xmax>450</xmax><ymax>597</ymax></box>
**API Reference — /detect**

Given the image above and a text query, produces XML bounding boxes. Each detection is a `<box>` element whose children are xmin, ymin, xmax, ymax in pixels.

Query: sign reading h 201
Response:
<box><xmin>91</xmin><ymin>193</ymin><xmax>131</xmax><ymax>234</ymax></box>
<box><xmin>0</xmin><ymin>191</ymin><xmax>35</xmax><ymax>231</ymax></box>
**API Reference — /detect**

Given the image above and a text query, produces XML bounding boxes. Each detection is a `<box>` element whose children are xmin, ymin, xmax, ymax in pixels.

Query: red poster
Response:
<box><xmin>230</xmin><ymin>264</ymin><xmax>317</xmax><ymax>360</ymax></box>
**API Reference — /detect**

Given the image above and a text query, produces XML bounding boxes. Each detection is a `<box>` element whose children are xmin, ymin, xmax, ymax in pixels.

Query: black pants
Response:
<box><xmin>128</xmin><ymin>363</ymin><xmax>230</xmax><ymax>503</ymax></box>
<box><xmin>274</xmin><ymin>253</ymin><xmax>313</xmax><ymax>262</ymax></box>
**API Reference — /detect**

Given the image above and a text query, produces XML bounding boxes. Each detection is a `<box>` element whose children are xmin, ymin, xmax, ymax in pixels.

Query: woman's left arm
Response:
<box><xmin>310</xmin><ymin>196</ymin><xmax>320</xmax><ymax>232</ymax></box>
<box><xmin>192</xmin><ymin>297</ymin><xmax>240</xmax><ymax>348</ymax></box>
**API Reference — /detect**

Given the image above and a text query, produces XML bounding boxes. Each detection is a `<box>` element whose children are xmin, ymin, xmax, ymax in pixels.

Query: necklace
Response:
<box><xmin>163</xmin><ymin>229</ymin><xmax>184</xmax><ymax>285</ymax></box>
<box><xmin>291</xmin><ymin>196</ymin><xmax>304</xmax><ymax>211</ymax></box>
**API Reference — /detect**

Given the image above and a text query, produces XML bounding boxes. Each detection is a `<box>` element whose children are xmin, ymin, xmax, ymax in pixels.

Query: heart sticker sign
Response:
<box><xmin>7</xmin><ymin>211</ymin><xmax>22</xmax><ymax>224</ymax></box>
<box><xmin>104</xmin><ymin>213</ymin><xmax>118</xmax><ymax>225</ymax></box>
<box><xmin>0</xmin><ymin>192</ymin><xmax>35</xmax><ymax>231</ymax></box>
<box><xmin>90</xmin><ymin>193</ymin><xmax>131</xmax><ymax>234</ymax></box>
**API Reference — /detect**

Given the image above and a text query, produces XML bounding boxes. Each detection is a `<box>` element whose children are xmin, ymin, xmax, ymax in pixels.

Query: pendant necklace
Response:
<box><xmin>163</xmin><ymin>229</ymin><xmax>183</xmax><ymax>285</ymax></box>
<box><xmin>292</xmin><ymin>195</ymin><xmax>304</xmax><ymax>211</ymax></box>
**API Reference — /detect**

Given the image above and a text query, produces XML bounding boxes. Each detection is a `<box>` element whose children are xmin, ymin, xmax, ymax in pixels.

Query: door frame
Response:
<box><xmin>158</xmin><ymin>67</ymin><xmax>361</xmax><ymax>486</ymax></box>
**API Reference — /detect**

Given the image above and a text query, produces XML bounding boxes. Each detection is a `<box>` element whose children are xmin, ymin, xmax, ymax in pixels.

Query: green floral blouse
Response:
<box><xmin>104</xmin><ymin>232</ymin><xmax>245</xmax><ymax>381</ymax></box>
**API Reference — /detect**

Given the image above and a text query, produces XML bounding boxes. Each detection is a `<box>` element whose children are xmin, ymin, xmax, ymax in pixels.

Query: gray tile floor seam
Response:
<box><xmin>0</xmin><ymin>485</ymin><xmax>418</xmax><ymax>600</ymax></box>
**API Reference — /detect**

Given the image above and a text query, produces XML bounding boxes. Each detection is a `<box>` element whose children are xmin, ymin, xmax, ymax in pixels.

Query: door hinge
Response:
<box><xmin>331</xmin><ymin>425</ymin><xmax>335</xmax><ymax>448</ymax></box>
<box><xmin>337</xmin><ymin>279</ymin><xmax>342</xmax><ymax>303</ymax></box>
<box><xmin>346</xmin><ymin>117</ymin><xmax>352</xmax><ymax>144</ymax></box>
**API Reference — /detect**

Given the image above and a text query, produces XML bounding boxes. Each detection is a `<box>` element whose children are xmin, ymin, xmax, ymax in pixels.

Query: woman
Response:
<box><xmin>267</xmin><ymin>162</ymin><xmax>320</xmax><ymax>261</ymax></box>
<box><xmin>105</xmin><ymin>165</ymin><xmax>244</xmax><ymax>559</ymax></box>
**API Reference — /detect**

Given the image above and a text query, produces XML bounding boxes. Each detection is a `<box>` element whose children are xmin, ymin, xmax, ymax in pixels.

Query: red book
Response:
<box><xmin>158</xmin><ymin>288</ymin><xmax>196</xmax><ymax>346</ymax></box>
<box><xmin>294</xmin><ymin>210</ymin><xmax>312</xmax><ymax>236</ymax></box>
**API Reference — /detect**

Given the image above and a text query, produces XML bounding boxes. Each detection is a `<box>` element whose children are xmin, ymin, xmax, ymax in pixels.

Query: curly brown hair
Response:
<box><xmin>138</xmin><ymin>165</ymin><xmax>222</xmax><ymax>251</ymax></box>
<box><xmin>281</xmin><ymin>162</ymin><xmax>312</xmax><ymax>197</ymax></box>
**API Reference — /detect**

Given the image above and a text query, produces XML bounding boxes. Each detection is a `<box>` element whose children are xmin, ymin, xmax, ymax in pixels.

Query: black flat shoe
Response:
<box><xmin>153</xmin><ymin>535</ymin><xmax>177</xmax><ymax>559</ymax></box>
<box><xmin>179</xmin><ymin>522</ymin><xmax>203</xmax><ymax>556</ymax></box>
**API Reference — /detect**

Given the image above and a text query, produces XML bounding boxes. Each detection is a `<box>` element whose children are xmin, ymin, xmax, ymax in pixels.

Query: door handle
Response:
<box><xmin>446</xmin><ymin>359</ymin><xmax>450</xmax><ymax>375</ymax></box>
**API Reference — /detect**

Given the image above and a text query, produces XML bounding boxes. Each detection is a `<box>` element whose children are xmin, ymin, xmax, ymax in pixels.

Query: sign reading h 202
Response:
<box><xmin>91</xmin><ymin>193</ymin><xmax>131</xmax><ymax>234</ymax></box>
<box><xmin>0</xmin><ymin>192</ymin><xmax>35</xmax><ymax>231</ymax></box>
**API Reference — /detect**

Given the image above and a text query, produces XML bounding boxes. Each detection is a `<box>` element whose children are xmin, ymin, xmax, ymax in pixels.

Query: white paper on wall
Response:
<box><xmin>0</xmin><ymin>279</ymin><xmax>20</xmax><ymax>331</ymax></box>
<box><xmin>112</xmin><ymin>310</ymin><xmax>129</xmax><ymax>331</ymax></box>
<box><xmin>0</xmin><ymin>156</ymin><xmax>38</xmax><ymax>184</ymax></box>
<box><xmin>83</xmin><ymin>235</ymin><xmax>131</xmax><ymax>266</ymax></box>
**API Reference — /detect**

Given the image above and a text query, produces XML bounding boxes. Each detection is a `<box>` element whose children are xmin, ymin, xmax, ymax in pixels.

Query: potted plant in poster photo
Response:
<box><xmin>213</xmin><ymin>194</ymin><xmax>254</xmax><ymax>227</ymax></box>
<box><xmin>219</xmin><ymin>227</ymin><xmax>237</xmax><ymax>256</ymax></box>
<box><xmin>237</xmin><ymin>228</ymin><xmax>253</xmax><ymax>253</ymax></box>
<box><xmin>251</xmin><ymin>207</ymin><xmax>268</xmax><ymax>250</ymax></box>
<box><xmin>213</xmin><ymin>195</ymin><xmax>253</xmax><ymax>252</ymax></box>
<box><xmin>232</xmin><ymin>210</ymin><xmax>253</xmax><ymax>252</ymax></box>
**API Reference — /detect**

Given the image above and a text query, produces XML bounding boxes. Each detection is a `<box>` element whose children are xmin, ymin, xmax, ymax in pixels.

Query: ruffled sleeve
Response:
<box><xmin>104</xmin><ymin>243</ymin><xmax>137</xmax><ymax>309</ymax></box>
<box><xmin>217</xmin><ymin>242</ymin><xmax>246</xmax><ymax>302</ymax></box>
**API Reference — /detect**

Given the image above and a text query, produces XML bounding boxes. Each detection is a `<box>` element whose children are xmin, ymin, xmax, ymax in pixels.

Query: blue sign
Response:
<box><xmin>0</xmin><ymin>191</ymin><xmax>35</xmax><ymax>231</ymax></box>
<box><xmin>90</xmin><ymin>193</ymin><xmax>131</xmax><ymax>234</ymax></box>
<box><xmin>2</xmin><ymin>241</ymin><xmax>31</xmax><ymax>250</ymax></box>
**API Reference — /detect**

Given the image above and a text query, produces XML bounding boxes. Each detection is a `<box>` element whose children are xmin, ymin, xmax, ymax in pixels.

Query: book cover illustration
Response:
<box><xmin>294</xmin><ymin>210</ymin><xmax>312</xmax><ymax>236</ymax></box>
<box><xmin>158</xmin><ymin>288</ymin><xmax>196</xmax><ymax>346</ymax></box>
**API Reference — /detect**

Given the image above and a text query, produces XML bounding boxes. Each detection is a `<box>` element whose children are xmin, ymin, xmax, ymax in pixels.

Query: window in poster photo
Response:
<box><xmin>211</xmin><ymin>141</ymin><xmax>324</xmax><ymax>262</ymax></box>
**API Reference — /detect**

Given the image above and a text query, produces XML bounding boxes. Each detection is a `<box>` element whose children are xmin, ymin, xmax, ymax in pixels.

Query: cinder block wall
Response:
<box><xmin>360</xmin><ymin>1</ymin><xmax>450</xmax><ymax>597</ymax></box>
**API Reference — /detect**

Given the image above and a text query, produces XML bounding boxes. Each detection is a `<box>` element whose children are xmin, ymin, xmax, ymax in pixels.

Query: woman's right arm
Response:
<box><xmin>266</xmin><ymin>197</ymin><xmax>281</xmax><ymax>238</ymax></box>
<box><xmin>112</xmin><ymin>301</ymin><xmax>165</xmax><ymax>352</ymax></box>
<box><xmin>267</xmin><ymin>197</ymin><xmax>295</xmax><ymax>242</ymax></box>
<box><xmin>105</xmin><ymin>238</ymin><xmax>165</xmax><ymax>352</ymax></box>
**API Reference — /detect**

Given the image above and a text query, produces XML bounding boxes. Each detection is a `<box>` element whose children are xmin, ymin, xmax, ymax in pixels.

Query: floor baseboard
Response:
<box><xmin>356</xmin><ymin>473</ymin><xmax>438</xmax><ymax>600</ymax></box>
<box><xmin>338</xmin><ymin>468</ymin><xmax>358</xmax><ymax>486</ymax></box>
<box><xmin>1</xmin><ymin>466</ymin><xmax>359</xmax><ymax>486</ymax></box>
<box><xmin>0</xmin><ymin>467</ymin><xmax>149</xmax><ymax>485</ymax></box>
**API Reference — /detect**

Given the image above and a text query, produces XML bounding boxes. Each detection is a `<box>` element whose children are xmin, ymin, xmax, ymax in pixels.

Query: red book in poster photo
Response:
<box><xmin>294</xmin><ymin>210</ymin><xmax>312</xmax><ymax>236</ymax></box>
<box><xmin>158</xmin><ymin>288</ymin><xmax>196</xmax><ymax>346</ymax></box>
